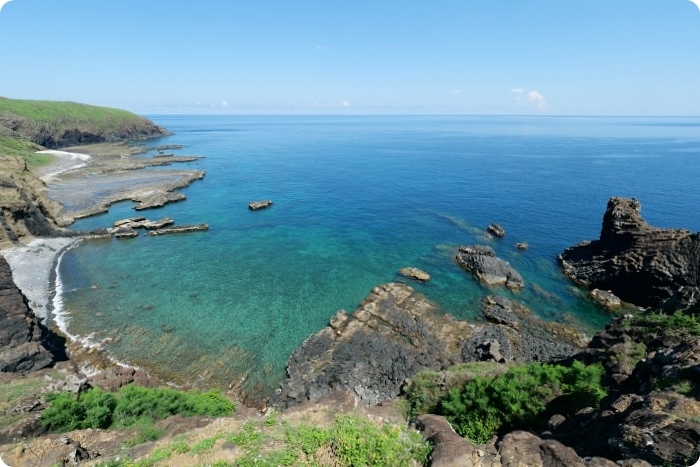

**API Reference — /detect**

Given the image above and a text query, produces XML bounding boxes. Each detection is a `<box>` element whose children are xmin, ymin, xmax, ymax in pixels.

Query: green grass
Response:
<box><xmin>0</xmin><ymin>135</ymin><xmax>52</xmax><ymax>169</ymax></box>
<box><xmin>633</xmin><ymin>310</ymin><xmax>700</xmax><ymax>336</ymax></box>
<box><xmin>40</xmin><ymin>384</ymin><xmax>235</xmax><ymax>433</ymax></box>
<box><xmin>0</xmin><ymin>97</ymin><xmax>144</xmax><ymax>130</ymax></box>
<box><xmin>95</xmin><ymin>412</ymin><xmax>431</xmax><ymax>467</ymax></box>
<box><xmin>441</xmin><ymin>361</ymin><xmax>607</xmax><ymax>444</ymax></box>
<box><xmin>0</xmin><ymin>375</ymin><xmax>50</xmax><ymax>429</ymax></box>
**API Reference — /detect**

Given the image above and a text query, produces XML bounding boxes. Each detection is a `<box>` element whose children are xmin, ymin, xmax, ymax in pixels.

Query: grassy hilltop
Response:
<box><xmin>0</xmin><ymin>97</ymin><xmax>168</xmax><ymax>168</ymax></box>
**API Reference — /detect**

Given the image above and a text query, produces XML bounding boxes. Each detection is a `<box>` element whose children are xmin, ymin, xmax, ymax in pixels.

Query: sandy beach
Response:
<box><xmin>1</xmin><ymin>237</ymin><xmax>77</xmax><ymax>320</ymax></box>
<box><xmin>2</xmin><ymin>141</ymin><xmax>203</xmax><ymax>322</ymax></box>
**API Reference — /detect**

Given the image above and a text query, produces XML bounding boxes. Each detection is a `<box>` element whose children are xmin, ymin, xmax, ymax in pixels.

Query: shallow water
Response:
<box><xmin>58</xmin><ymin>115</ymin><xmax>700</xmax><ymax>399</ymax></box>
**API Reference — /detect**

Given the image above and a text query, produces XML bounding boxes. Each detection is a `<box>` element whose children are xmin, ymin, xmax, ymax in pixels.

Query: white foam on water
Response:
<box><xmin>51</xmin><ymin>240</ymin><xmax>142</xmax><ymax>373</ymax></box>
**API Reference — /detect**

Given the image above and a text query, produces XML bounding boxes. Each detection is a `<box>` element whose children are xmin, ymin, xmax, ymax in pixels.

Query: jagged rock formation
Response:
<box><xmin>551</xmin><ymin>316</ymin><xmax>700</xmax><ymax>465</ymax></box>
<box><xmin>270</xmin><ymin>284</ymin><xmax>586</xmax><ymax>409</ymax></box>
<box><xmin>398</xmin><ymin>267</ymin><xmax>431</xmax><ymax>282</ymax></box>
<box><xmin>559</xmin><ymin>197</ymin><xmax>700</xmax><ymax>309</ymax></box>
<box><xmin>0</xmin><ymin>164</ymin><xmax>72</xmax><ymax>248</ymax></box>
<box><xmin>0</xmin><ymin>255</ymin><xmax>64</xmax><ymax>373</ymax></box>
<box><xmin>456</xmin><ymin>245</ymin><xmax>524</xmax><ymax>289</ymax></box>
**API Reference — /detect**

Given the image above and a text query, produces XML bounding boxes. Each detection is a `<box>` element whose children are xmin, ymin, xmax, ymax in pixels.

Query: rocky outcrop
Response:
<box><xmin>464</xmin><ymin>296</ymin><xmax>588</xmax><ymax>364</ymax></box>
<box><xmin>590</xmin><ymin>289</ymin><xmax>622</xmax><ymax>309</ymax></box>
<box><xmin>398</xmin><ymin>267</ymin><xmax>431</xmax><ymax>282</ymax></box>
<box><xmin>0</xmin><ymin>165</ymin><xmax>73</xmax><ymax>248</ymax></box>
<box><xmin>147</xmin><ymin>224</ymin><xmax>209</xmax><ymax>236</ymax></box>
<box><xmin>0</xmin><ymin>255</ymin><xmax>63</xmax><ymax>373</ymax></box>
<box><xmin>550</xmin><ymin>315</ymin><xmax>700</xmax><ymax>465</ymax></box>
<box><xmin>456</xmin><ymin>245</ymin><xmax>524</xmax><ymax>289</ymax></box>
<box><xmin>249</xmin><ymin>200</ymin><xmax>272</xmax><ymax>211</ymax></box>
<box><xmin>487</xmin><ymin>224</ymin><xmax>506</xmax><ymax>238</ymax></box>
<box><xmin>270</xmin><ymin>283</ymin><xmax>473</xmax><ymax>408</ymax></box>
<box><xmin>559</xmin><ymin>197</ymin><xmax>700</xmax><ymax>309</ymax></box>
<box><xmin>271</xmin><ymin>284</ymin><xmax>586</xmax><ymax>409</ymax></box>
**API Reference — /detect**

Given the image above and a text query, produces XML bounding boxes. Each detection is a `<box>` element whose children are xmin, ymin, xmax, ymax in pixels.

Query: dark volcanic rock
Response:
<box><xmin>559</xmin><ymin>197</ymin><xmax>700</xmax><ymax>309</ymax></box>
<box><xmin>270</xmin><ymin>283</ymin><xmax>474</xmax><ymax>408</ymax></box>
<box><xmin>456</xmin><ymin>245</ymin><xmax>524</xmax><ymax>289</ymax></box>
<box><xmin>271</xmin><ymin>284</ymin><xmax>587</xmax><ymax>409</ymax></box>
<box><xmin>462</xmin><ymin>296</ymin><xmax>588</xmax><ymax>364</ymax></box>
<box><xmin>0</xmin><ymin>255</ymin><xmax>63</xmax><ymax>373</ymax></box>
<box><xmin>551</xmin><ymin>316</ymin><xmax>700</xmax><ymax>465</ymax></box>
<box><xmin>487</xmin><ymin>223</ymin><xmax>506</xmax><ymax>238</ymax></box>
<box><xmin>248</xmin><ymin>200</ymin><xmax>273</xmax><ymax>211</ymax></box>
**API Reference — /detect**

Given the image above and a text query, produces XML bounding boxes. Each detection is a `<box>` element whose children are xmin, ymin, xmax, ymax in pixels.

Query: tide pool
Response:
<box><xmin>58</xmin><ymin>115</ymin><xmax>700</xmax><ymax>400</ymax></box>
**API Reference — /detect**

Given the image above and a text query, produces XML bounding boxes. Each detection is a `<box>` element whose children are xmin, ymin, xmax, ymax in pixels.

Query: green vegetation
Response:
<box><xmin>0</xmin><ymin>374</ymin><xmax>52</xmax><ymax>429</ymax></box>
<box><xmin>633</xmin><ymin>310</ymin><xmax>700</xmax><ymax>336</ymax></box>
<box><xmin>40</xmin><ymin>384</ymin><xmax>235</xmax><ymax>433</ymax></box>
<box><xmin>95</xmin><ymin>413</ymin><xmax>430</xmax><ymax>467</ymax></box>
<box><xmin>0</xmin><ymin>135</ymin><xmax>52</xmax><ymax>169</ymax></box>
<box><xmin>440</xmin><ymin>361</ymin><xmax>607</xmax><ymax>444</ymax></box>
<box><xmin>400</xmin><ymin>361</ymin><xmax>506</xmax><ymax>421</ymax></box>
<box><xmin>0</xmin><ymin>97</ymin><xmax>145</xmax><ymax>132</ymax></box>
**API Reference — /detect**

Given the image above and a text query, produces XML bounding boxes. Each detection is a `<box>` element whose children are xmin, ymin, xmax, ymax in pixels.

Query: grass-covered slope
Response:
<box><xmin>0</xmin><ymin>97</ymin><xmax>168</xmax><ymax>152</ymax></box>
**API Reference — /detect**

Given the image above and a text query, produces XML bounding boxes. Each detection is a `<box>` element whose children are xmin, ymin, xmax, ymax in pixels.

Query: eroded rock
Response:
<box><xmin>559</xmin><ymin>197</ymin><xmax>700</xmax><ymax>309</ymax></box>
<box><xmin>248</xmin><ymin>200</ymin><xmax>272</xmax><ymax>211</ymax></box>
<box><xmin>398</xmin><ymin>267</ymin><xmax>431</xmax><ymax>282</ymax></box>
<box><xmin>456</xmin><ymin>245</ymin><xmax>524</xmax><ymax>289</ymax></box>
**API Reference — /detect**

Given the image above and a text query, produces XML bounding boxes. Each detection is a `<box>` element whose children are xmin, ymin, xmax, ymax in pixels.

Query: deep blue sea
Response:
<box><xmin>58</xmin><ymin>115</ymin><xmax>700</xmax><ymax>399</ymax></box>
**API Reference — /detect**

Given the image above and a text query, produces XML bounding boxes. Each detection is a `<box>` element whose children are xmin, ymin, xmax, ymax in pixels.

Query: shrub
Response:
<box><xmin>40</xmin><ymin>385</ymin><xmax>235</xmax><ymax>433</ymax></box>
<box><xmin>441</xmin><ymin>361</ymin><xmax>606</xmax><ymax>444</ymax></box>
<box><xmin>633</xmin><ymin>310</ymin><xmax>700</xmax><ymax>336</ymax></box>
<box><xmin>330</xmin><ymin>414</ymin><xmax>431</xmax><ymax>467</ymax></box>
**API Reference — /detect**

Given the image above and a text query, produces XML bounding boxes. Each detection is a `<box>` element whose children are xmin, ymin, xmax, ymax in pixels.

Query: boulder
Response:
<box><xmin>456</xmin><ymin>245</ymin><xmax>524</xmax><ymax>289</ymax></box>
<box><xmin>516</xmin><ymin>242</ymin><xmax>528</xmax><ymax>251</ymax></box>
<box><xmin>487</xmin><ymin>224</ymin><xmax>506</xmax><ymax>238</ymax></box>
<box><xmin>398</xmin><ymin>267</ymin><xmax>431</xmax><ymax>282</ymax></box>
<box><xmin>416</xmin><ymin>414</ymin><xmax>475</xmax><ymax>467</ymax></box>
<box><xmin>559</xmin><ymin>197</ymin><xmax>700</xmax><ymax>309</ymax></box>
<box><xmin>249</xmin><ymin>200</ymin><xmax>272</xmax><ymax>211</ymax></box>
<box><xmin>590</xmin><ymin>289</ymin><xmax>622</xmax><ymax>308</ymax></box>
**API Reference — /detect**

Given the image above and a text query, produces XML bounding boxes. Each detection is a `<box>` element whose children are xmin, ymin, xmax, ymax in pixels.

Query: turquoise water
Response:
<box><xmin>59</xmin><ymin>115</ymin><xmax>700</xmax><ymax>399</ymax></box>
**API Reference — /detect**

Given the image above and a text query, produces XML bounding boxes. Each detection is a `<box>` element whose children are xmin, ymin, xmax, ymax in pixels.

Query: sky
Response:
<box><xmin>0</xmin><ymin>0</ymin><xmax>699</xmax><ymax>115</ymax></box>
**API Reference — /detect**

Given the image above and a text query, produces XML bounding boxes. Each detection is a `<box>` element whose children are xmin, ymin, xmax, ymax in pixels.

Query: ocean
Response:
<box><xmin>57</xmin><ymin>115</ymin><xmax>700</xmax><ymax>399</ymax></box>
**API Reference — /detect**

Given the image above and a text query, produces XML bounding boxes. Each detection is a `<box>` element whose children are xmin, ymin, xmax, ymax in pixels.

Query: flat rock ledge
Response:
<box><xmin>398</xmin><ymin>267</ymin><xmax>431</xmax><ymax>282</ymax></box>
<box><xmin>558</xmin><ymin>196</ymin><xmax>700</xmax><ymax>309</ymax></box>
<box><xmin>456</xmin><ymin>245</ymin><xmax>524</xmax><ymax>289</ymax></box>
<box><xmin>148</xmin><ymin>224</ymin><xmax>209</xmax><ymax>236</ymax></box>
<box><xmin>270</xmin><ymin>283</ymin><xmax>585</xmax><ymax>409</ymax></box>
<box><xmin>249</xmin><ymin>200</ymin><xmax>273</xmax><ymax>211</ymax></box>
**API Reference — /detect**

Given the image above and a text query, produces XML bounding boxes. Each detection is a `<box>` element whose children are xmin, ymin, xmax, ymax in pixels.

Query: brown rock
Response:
<box><xmin>398</xmin><ymin>267</ymin><xmax>431</xmax><ymax>282</ymax></box>
<box><xmin>248</xmin><ymin>200</ymin><xmax>272</xmax><ymax>210</ymax></box>
<box><xmin>417</xmin><ymin>414</ymin><xmax>474</xmax><ymax>467</ymax></box>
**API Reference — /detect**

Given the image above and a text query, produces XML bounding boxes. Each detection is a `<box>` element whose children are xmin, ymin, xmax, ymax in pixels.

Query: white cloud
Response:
<box><xmin>221</xmin><ymin>100</ymin><xmax>229</xmax><ymax>107</ymax></box>
<box><xmin>451</xmin><ymin>89</ymin><xmax>463</xmax><ymax>94</ymax></box>
<box><xmin>316</xmin><ymin>45</ymin><xmax>329</xmax><ymax>51</ymax></box>
<box><xmin>510</xmin><ymin>88</ymin><xmax>524</xmax><ymax>94</ymax></box>
<box><xmin>341</xmin><ymin>101</ymin><xmax>350</xmax><ymax>107</ymax></box>
<box><xmin>195</xmin><ymin>100</ymin><xmax>202</xmax><ymax>105</ymax></box>
<box><xmin>527</xmin><ymin>90</ymin><xmax>547</xmax><ymax>110</ymax></box>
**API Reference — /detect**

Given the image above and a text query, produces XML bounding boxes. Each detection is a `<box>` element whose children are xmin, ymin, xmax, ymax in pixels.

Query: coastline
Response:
<box><xmin>0</xmin><ymin>139</ymin><xmax>204</xmax><ymax>378</ymax></box>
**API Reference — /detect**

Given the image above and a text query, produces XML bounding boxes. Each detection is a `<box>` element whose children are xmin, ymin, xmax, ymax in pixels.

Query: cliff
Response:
<box><xmin>0</xmin><ymin>255</ymin><xmax>64</xmax><ymax>373</ymax></box>
<box><xmin>0</xmin><ymin>97</ymin><xmax>168</xmax><ymax>149</ymax></box>
<box><xmin>0</xmin><ymin>97</ymin><xmax>170</xmax><ymax>247</ymax></box>
<box><xmin>559</xmin><ymin>197</ymin><xmax>700</xmax><ymax>310</ymax></box>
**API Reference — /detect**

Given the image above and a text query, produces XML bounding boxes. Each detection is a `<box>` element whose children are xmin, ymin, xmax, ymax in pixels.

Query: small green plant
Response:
<box><xmin>330</xmin><ymin>414</ymin><xmax>431</xmax><ymax>467</ymax></box>
<box><xmin>441</xmin><ymin>361</ymin><xmax>607</xmax><ymax>444</ymax></box>
<box><xmin>40</xmin><ymin>385</ymin><xmax>235</xmax><ymax>433</ymax></box>
<box><xmin>634</xmin><ymin>310</ymin><xmax>700</xmax><ymax>336</ymax></box>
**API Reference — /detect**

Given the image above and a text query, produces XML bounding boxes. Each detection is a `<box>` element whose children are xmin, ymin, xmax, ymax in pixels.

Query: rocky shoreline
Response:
<box><xmin>2</xmin><ymin>123</ymin><xmax>699</xmax><ymax>467</ymax></box>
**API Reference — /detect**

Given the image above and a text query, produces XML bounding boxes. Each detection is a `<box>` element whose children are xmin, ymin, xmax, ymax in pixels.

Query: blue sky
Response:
<box><xmin>0</xmin><ymin>1</ymin><xmax>699</xmax><ymax>115</ymax></box>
